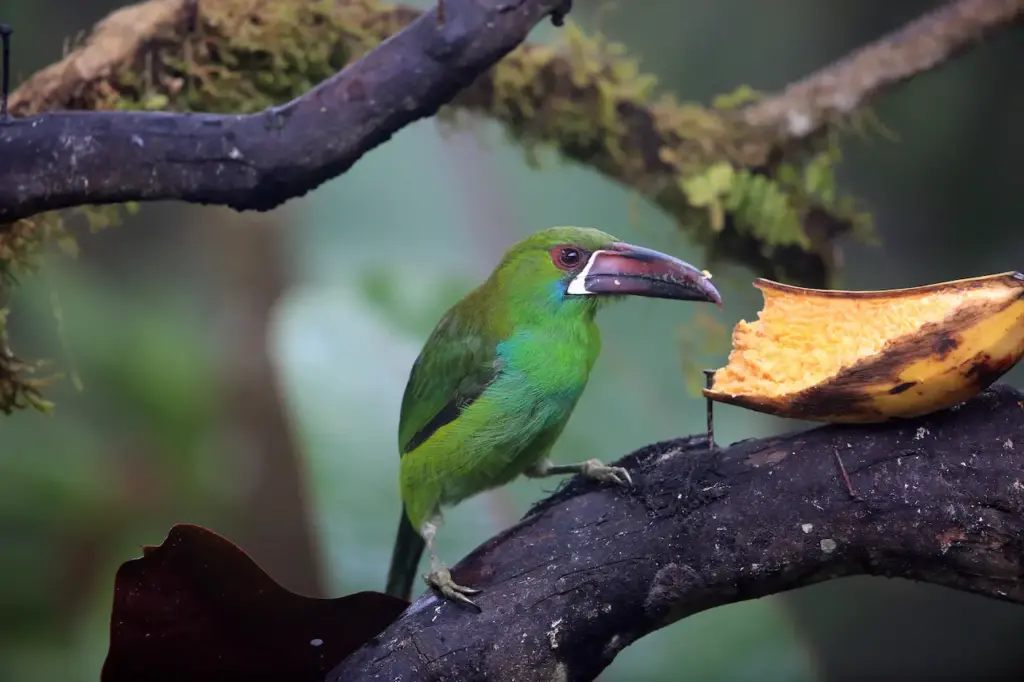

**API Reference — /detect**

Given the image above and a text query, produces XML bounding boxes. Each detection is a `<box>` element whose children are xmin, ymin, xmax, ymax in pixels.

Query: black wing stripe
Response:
<box><xmin>402</xmin><ymin>390</ymin><xmax>483</xmax><ymax>455</ymax></box>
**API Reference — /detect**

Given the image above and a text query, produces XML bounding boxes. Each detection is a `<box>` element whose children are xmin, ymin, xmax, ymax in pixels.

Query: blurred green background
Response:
<box><xmin>1</xmin><ymin>1</ymin><xmax>1023</xmax><ymax>681</ymax></box>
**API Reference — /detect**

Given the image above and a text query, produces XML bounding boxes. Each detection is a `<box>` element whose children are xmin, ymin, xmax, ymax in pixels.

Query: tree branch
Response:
<box><xmin>0</xmin><ymin>0</ymin><xmax>571</xmax><ymax>222</ymax></box>
<box><xmin>742</xmin><ymin>0</ymin><xmax>1024</xmax><ymax>137</ymax></box>
<box><xmin>329</xmin><ymin>383</ymin><xmax>1024</xmax><ymax>681</ymax></box>
<box><xmin>2</xmin><ymin>0</ymin><xmax>1021</xmax><ymax>286</ymax></box>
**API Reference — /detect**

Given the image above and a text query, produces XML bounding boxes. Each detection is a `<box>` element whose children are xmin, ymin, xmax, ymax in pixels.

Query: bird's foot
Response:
<box><xmin>424</xmin><ymin>566</ymin><xmax>481</xmax><ymax>609</ymax></box>
<box><xmin>579</xmin><ymin>458</ymin><xmax>633</xmax><ymax>487</ymax></box>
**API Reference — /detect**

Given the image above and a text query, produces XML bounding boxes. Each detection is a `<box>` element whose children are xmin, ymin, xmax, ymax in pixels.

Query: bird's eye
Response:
<box><xmin>553</xmin><ymin>246</ymin><xmax>583</xmax><ymax>270</ymax></box>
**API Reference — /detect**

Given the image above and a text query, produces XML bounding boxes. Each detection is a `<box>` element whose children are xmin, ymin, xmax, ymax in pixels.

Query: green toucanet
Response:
<box><xmin>385</xmin><ymin>226</ymin><xmax>722</xmax><ymax>607</ymax></box>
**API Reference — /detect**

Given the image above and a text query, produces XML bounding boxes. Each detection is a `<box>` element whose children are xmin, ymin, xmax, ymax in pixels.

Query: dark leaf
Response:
<box><xmin>101</xmin><ymin>523</ymin><xmax>408</xmax><ymax>682</ymax></box>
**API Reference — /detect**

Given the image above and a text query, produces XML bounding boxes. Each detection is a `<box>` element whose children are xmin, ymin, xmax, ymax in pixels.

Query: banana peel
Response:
<box><xmin>704</xmin><ymin>271</ymin><xmax>1024</xmax><ymax>423</ymax></box>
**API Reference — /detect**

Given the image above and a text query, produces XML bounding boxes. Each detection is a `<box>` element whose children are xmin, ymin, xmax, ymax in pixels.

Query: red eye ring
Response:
<box><xmin>551</xmin><ymin>245</ymin><xmax>584</xmax><ymax>270</ymax></box>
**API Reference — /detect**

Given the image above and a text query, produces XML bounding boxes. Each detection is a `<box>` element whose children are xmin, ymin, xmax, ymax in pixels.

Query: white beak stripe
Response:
<box><xmin>566</xmin><ymin>250</ymin><xmax>609</xmax><ymax>296</ymax></box>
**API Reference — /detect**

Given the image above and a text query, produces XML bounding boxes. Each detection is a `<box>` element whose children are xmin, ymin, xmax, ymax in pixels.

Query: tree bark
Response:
<box><xmin>329</xmin><ymin>383</ymin><xmax>1024</xmax><ymax>682</ymax></box>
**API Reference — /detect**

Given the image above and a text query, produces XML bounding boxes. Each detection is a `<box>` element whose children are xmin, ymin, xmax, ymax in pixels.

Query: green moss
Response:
<box><xmin>445</xmin><ymin>20</ymin><xmax>875</xmax><ymax>283</ymax></box>
<box><xmin>97</xmin><ymin>0</ymin><xmax>402</xmax><ymax>115</ymax></box>
<box><xmin>0</xmin><ymin>202</ymin><xmax>137</xmax><ymax>414</ymax></box>
<box><xmin>712</xmin><ymin>84</ymin><xmax>763</xmax><ymax>110</ymax></box>
<box><xmin>0</xmin><ymin>215</ymin><xmax>66</xmax><ymax>414</ymax></box>
<box><xmin>0</xmin><ymin>322</ymin><xmax>56</xmax><ymax>415</ymax></box>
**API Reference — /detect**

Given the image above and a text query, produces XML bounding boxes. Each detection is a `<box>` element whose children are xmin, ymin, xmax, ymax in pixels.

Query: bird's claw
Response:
<box><xmin>580</xmin><ymin>458</ymin><xmax>633</xmax><ymax>487</ymax></box>
<box><xmin>424</xmin><ymin>566</ymin><xmax>481</xmax><ymax>608</ymax></box>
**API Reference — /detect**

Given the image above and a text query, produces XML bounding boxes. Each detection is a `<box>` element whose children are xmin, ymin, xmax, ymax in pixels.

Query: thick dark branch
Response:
<box><xmin>0</xmin><ymin>0</ymin><xmax>570</xmax><ymax>223</ymax></box>
<box><xmin>331</xmin><ymin>384</ymin><xmax>1024</xmax><ymax>682</ymax></box>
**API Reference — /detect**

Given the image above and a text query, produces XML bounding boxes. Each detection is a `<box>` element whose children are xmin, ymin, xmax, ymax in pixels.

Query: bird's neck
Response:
<box><xmin>493</xmin><ymin>291</ymin><xmax>603</xmax><ymax>394</ymax></box>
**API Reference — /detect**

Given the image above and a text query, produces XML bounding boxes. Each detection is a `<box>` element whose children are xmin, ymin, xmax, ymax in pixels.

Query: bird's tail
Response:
<box><xmin>385</xmin><ymin>504</ymin><xmax>425</xmax><ymax>601</ymax></box>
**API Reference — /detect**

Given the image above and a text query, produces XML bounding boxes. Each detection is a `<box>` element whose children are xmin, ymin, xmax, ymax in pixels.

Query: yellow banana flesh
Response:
<box><xmin>703</xmin><ymin>271</ymin><xmax>1024</xmax><ymax>423</ymax></box>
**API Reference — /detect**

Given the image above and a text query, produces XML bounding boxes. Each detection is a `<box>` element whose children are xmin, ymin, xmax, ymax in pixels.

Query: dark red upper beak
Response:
<box><xmin>567</xmin><ymin>242</ymin><xmax>722</xmax><ymax>307</ymax></box>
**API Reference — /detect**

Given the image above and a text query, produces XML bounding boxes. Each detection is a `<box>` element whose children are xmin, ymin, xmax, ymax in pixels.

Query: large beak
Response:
<box><xmin>566</xmin><ymin>242</ymin><xmax>722</xmax><ymax>307</ymax></box>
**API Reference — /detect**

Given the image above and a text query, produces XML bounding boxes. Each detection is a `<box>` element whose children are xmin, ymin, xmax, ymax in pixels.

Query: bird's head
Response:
<box><xmin>490</xmin><ymin>226</ymin><xmax>722</xmax><ymax>315</ymax></box>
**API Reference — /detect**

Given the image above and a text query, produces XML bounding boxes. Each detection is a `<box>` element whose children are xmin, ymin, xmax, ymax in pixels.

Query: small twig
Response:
<box><xmin>832</xmin><ymin>446</ymin><xmax>861</xmax><ymax>501</ymax></box>
<box><xmin>0</xmin><ymin>23</ymin><xmax>11</xmax><ymax>120</ymax></box>
<box><xmin>703</xmin><ymin>369</ymin><xmax>716</xmax><ymax>451</ymax></box>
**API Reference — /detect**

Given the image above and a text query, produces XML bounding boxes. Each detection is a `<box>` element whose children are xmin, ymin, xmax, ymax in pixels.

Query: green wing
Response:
<box><xmin>398</xmin><ymin>305</ymin><xmax>501</xmax><ymax>455</ymax></box>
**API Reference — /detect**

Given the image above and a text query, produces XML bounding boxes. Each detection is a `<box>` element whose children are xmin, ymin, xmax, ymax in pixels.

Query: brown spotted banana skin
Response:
<box><xmin>704</xmin><ymin>272</ymin><xmax>1024</xmax><ymax>423</ymax></box>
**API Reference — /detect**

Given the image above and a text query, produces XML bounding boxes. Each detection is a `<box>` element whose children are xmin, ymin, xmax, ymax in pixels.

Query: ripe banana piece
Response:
<box><xmin>703</xmin><ymin>271</ymin><xmax>1024</xmax><ymax>423</ymax></box>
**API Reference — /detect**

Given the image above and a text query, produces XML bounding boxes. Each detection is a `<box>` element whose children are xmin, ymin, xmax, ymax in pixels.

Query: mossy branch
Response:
<box><xmin>4</xmin><ymin>0</ymin><xmax>1020</xmax><ymax>284</ymax></box>
<box><xmin>0</xmin><ymin>0</ymin><xmax>1019</xmax><ymax>415</ymax></box>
